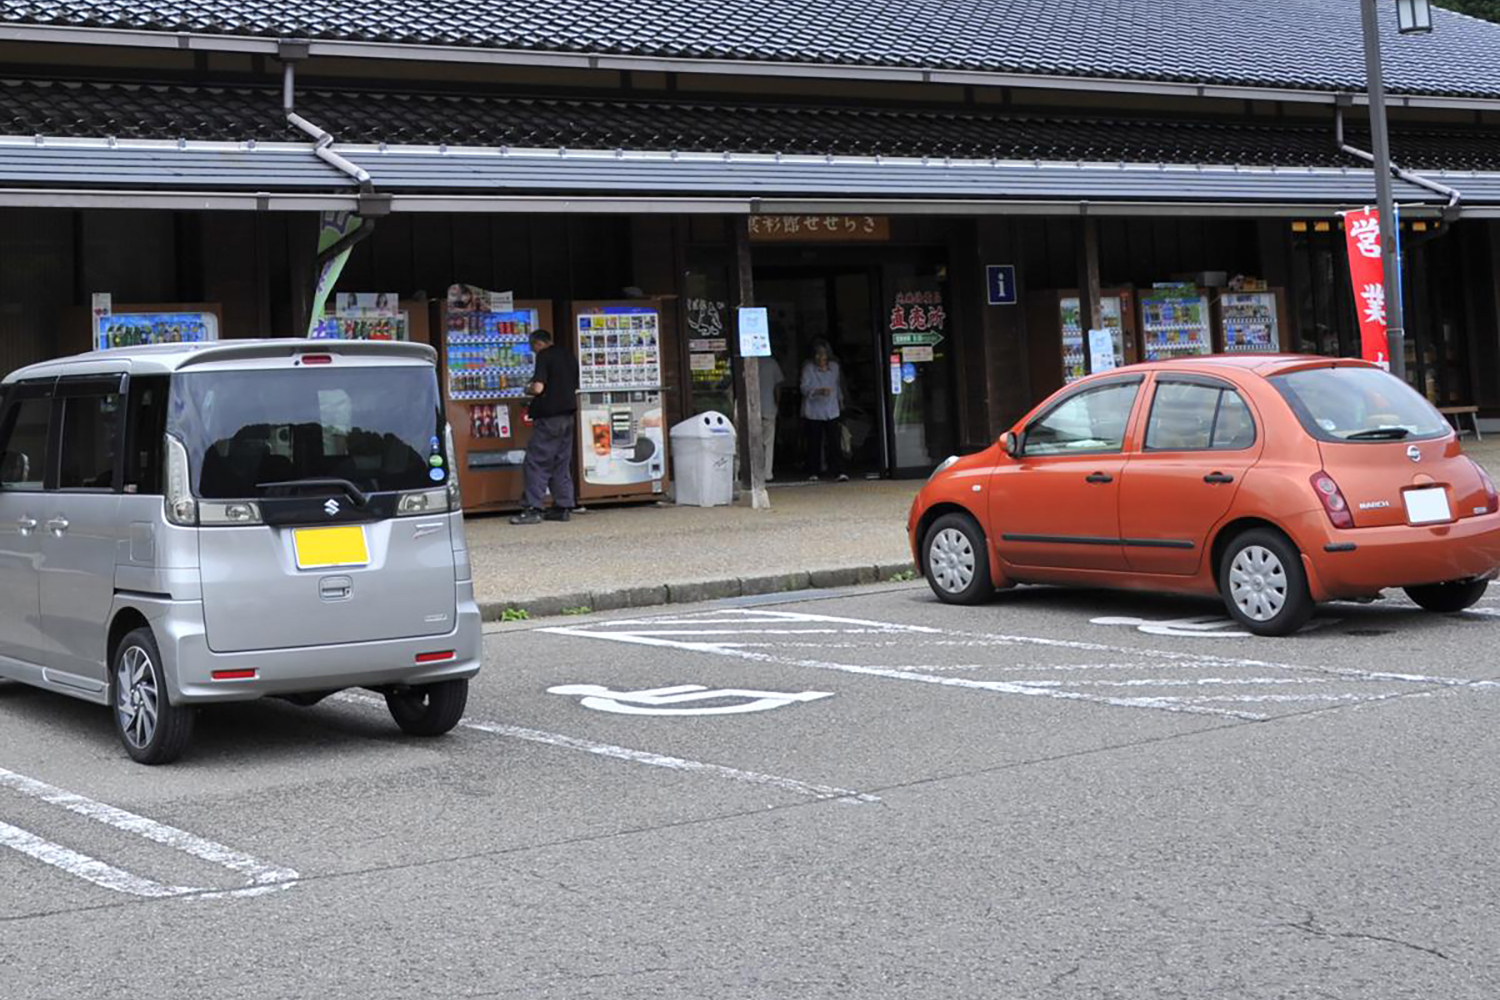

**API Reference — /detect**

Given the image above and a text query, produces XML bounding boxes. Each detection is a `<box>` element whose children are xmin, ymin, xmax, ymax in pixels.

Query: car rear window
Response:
<box><xmin>168</xmin><ymin>366</ymin><xmax>446</xmax><ymax>499</ymax></box>
<box><xmin>1271</xmin><ymin>366</ymin><xmax>1450</xmax><ymax>443</ymax></box>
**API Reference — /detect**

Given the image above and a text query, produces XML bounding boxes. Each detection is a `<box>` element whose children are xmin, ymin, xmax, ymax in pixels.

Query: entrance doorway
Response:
<box><xmin>756</xmin><ymin>258</ymin><xmax>956</xmax><ymax>479</ymax></box>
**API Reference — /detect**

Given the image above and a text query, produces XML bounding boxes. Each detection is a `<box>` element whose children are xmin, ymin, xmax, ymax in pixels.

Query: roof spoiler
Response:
<box><xmin>173</xmin><ymin>339</ymin><xmax>437</xmax><ymax>370</ymax></box>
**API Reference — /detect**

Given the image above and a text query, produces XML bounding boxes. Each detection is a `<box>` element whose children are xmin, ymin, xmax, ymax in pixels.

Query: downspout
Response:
<box><xmin>1335</xmin><ymin>96</ymin><xmax>1461</xmax><ymax>221</ymax></box>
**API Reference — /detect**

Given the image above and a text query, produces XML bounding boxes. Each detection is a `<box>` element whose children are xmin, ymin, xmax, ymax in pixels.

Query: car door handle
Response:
<box><xmin>17</xmin><ymin>516</ymin><xmax>37</xmax><ymax>534</ymax></box>
<box><xmin>1203</xmin><ymin>472</ymin><xmax>1235</xmax><ymax>485</ymax></box>
<box><xmin>46</xmin><ymin>517</ymin><xmax>69</xmax><ymax>535</ymax></box>
<box><xmin>1085</xmin><ymin>472</ymin><xmax>1114</xmax><ymax>484</ymax></box>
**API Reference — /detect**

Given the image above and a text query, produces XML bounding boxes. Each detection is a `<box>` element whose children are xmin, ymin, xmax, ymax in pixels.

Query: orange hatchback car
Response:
<box><xmin>909</xmin><ymin>356</ymin><xmax>1500</xmax><ymax>635</ymax></box>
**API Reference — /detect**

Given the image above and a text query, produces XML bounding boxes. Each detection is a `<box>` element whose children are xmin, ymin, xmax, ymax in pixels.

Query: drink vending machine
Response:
<box><xmin>1025</xmin><ymin>288</ymin><xmax>1138</xmax><ymax>398</ymax></box>
<box><xmin>311</xmin><ymin>292</ymin><xmax>430</xmax><ymax>345</ymax></box>
<box><xmin>1138</xmin><ymin>285</ymin><xmax>1213</xmax><ymax>361</ymax></box>
<box><xmin>571</xmin><ymin>299</ymin><xmax>672</xmax><ymax>504</ymax></box>
<box><xmin>63</xmin><ymin>302</ymin><xmax>223</xmax><ymax>355</ymax></box>
<box><xmin>1216</xmin><ymin>289</ymin><xmax>1288</xmax><ymax>353</ymax></box>
<box><xmin>435</xmin><ymin>284</ymin><xmax>554</xmax><ymax>513</ymax></box>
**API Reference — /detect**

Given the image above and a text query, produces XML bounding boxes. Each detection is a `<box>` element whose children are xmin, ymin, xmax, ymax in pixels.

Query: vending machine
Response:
<box><xmin>1216</xmin><ymin>289</ymin><xmax>1288</xmax><ymax>354</ymax></box>
<box><xmin>436</xmin><ymin>284</ymin><xmax>553</xmax><ymax>513</ymax></box>
<box><xmin>1025</xmin><ymin>289</ymin><xmax>1138</xmax><ymax>399</ymax></box>
<box><xmin>312</xmin><ymin>292</ymin><xmax>431</xmax><ymax>345</ymax></box>
<box><xmin>1138</xmin><ymin>286</ymin><xmax>1213</xmax><ymax>361</ymax></box>
<box><xmin>63</xmin><ymin>302</ymin><xmax>223</xmax><ymax>356</ymax></box>
<box><xmin>571</xmin><ymin>299</ymin><xmax>671</xmax><ymax>504</ymax></box>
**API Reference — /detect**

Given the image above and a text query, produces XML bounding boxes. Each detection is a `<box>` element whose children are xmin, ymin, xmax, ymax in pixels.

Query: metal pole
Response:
<box><xmin>1360</xmin><ymin>0</ymin><xmax>1406</xmax><ymax>380</ymax></box>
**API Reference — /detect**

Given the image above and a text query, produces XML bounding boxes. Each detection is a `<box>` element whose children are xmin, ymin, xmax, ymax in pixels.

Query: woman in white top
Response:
<box><xmin>800</xmin><ymin>338</ymin><xmax>847</xmax><ymax>481</ymax></box>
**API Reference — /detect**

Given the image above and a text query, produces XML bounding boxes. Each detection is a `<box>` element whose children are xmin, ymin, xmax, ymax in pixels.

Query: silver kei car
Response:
<box><xmin>0</xmin><ymin>340</ymin><xmax>482</xmax><ymax>764</ymax></box>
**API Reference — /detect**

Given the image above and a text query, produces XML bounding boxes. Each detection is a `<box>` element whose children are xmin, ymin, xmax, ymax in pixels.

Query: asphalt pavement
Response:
<box><xmin>3</xmin><ymin>582</ymin><xmax>1500</xmax><ymax>998</ymax></box>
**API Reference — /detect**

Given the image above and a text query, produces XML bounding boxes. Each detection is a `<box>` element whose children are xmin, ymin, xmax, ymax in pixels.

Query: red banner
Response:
<box><xmin>1341</xmin><ymin>208</ymin><xmax>1389</xmax><ymax>368</ymax></box>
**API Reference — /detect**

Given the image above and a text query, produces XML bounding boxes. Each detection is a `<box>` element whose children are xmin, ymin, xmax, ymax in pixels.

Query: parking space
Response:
<box><xmin>4</xmin><ymin>582</ymin><xmax>1500</xmax><ymax>997</ymax></box>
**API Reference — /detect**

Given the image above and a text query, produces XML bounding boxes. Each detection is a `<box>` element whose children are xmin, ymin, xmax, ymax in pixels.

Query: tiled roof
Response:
<box><xmin>5</xmin><ymin>79</ymin><xmax>1500</xmax><ymax>172</ymax></box>
<box><xmin>2</xmin><ymin>1</ymin><xmax>1500</xmax><ymax>99</ymax></box>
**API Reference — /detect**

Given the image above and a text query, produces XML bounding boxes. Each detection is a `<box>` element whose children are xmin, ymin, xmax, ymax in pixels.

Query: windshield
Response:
<box><xmin>168</xmin><ymin>366</ymin><xmax>446</xmax><ymax>499</ymax></box>
<box><xmin>1271</xmin><ymin>366</ymin><xmax>1450</xmax><ymax>443</ymax></box>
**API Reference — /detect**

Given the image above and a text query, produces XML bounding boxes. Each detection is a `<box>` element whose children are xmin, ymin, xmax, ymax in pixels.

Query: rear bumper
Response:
<box><xmin>1294</xmin><ymin>510</ymin><xmax>1500</xmax><ymax>599</ymax></box>
<box><xmin>122</xmin><ymin>581</ymin><xmax>483</xmax><ymax>704</ymax></box>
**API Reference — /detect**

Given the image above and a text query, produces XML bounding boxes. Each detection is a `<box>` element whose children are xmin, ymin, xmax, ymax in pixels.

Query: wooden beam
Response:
<box><xmin>733</xmin><ymin>216</ymin><xmax>770</xmax><ymax>510</ymax></box>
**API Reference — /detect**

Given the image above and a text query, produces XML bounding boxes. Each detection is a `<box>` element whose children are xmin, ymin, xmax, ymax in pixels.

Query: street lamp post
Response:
<box><xmin>1360</xmin><ymin>0</ymin><xmax>1432</xmax><ymax>383</ymax></box>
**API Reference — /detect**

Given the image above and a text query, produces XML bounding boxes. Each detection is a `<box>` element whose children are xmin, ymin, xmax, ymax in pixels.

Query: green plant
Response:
<box><xmin>499</xmin><ymin>607</ymin><xmax>531</xmax><ymax>622</ymax></box>
<box><xmin>888</xmin><ymin>570</ymin><xmax>917</xmax><ymax>583</ymax></box>
<box><xmin>562</xmin><ymin>606</ymin><xmax>592</xmax><ymax>616</ymax></box>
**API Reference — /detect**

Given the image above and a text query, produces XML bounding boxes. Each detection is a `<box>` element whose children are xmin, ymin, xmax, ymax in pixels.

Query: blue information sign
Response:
<box><xmin>986</xmin><ymin>265</ymin><xmax>1017</xmax><ymax>306</ymax></box>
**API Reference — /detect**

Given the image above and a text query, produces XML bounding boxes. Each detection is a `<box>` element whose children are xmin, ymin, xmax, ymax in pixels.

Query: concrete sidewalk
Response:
<box><xmin>465</xmin><ymin>479</ymin><xmax>922</xmax><ymax>619</ymax></box>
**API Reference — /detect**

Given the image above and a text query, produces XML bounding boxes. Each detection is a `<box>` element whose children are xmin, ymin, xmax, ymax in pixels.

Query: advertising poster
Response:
<box><xmin>579</xmin><ymin>393</ymin><xmax>666</xmax><ymax>486</ymax></box>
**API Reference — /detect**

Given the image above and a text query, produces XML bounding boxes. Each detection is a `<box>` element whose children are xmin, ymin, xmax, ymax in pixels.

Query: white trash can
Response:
<box><xmin>670</xmin><ymin>411</ymin><xmax>737</xmax><ymax>507</ymax></box>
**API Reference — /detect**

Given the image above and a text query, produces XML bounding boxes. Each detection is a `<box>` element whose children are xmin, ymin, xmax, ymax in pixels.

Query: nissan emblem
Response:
<box><xmin>1406</xmin><ymin>445</ymin><xmax>1422</xmax><ymax>463</ymax></box>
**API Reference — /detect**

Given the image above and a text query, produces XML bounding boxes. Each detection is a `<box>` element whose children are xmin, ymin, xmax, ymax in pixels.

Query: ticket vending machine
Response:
<box><xmin>435</xmin><ymin>286</ymin><xmax>554</xmax><ymax>513</ymax></box>
<box><xmin>571</xmin><ymin>299</ymin><xmax>672</xmax><ymax>504</ymax></box>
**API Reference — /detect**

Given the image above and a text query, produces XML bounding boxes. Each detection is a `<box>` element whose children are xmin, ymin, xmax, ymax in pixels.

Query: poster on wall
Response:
<box><xmin>1340</xmin><ymin>207</ymin><xmax>1393</xmax><ymax>369</ymax></box>
<box><xmin>579</xmin><ymin>392</ymin><xmax>666</xmax><ymax>486</ymax></box>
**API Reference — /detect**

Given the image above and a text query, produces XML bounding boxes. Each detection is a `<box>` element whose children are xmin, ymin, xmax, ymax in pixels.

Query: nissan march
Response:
<box><xmin>909</xmin><ymin>356</ymin><xmax>1500</xmax><ymax>636</ymax></box>
<box><xmin>0</xmin><ymin>340</ymin><xmax>482</xmax><ymax>763</ymax></box>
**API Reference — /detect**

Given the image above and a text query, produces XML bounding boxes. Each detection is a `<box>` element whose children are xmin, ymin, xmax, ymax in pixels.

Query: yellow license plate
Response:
<box><xmin>293</xmin><ymin>525</ymin><xmax>369</xmax><ymax>569</ymax></box>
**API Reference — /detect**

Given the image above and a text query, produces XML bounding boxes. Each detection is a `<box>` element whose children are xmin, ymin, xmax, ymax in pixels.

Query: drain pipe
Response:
<box><xmin>1335</xmin><ymin>97</ymin><xmax>1461</xmax><ymax>221</ymax></box>
<box><xmin>279</xmin><ymin>39</ymin><xmax>388</xmax><ymax>217</ymax></box>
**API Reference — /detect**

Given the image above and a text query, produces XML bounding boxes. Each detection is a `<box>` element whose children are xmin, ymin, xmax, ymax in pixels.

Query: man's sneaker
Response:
<box><xmin>543</xmin><ymin>507</ymin><xmax>571</xmax><ymax>522</ymax></box>
<box><xmin>509</xmin><ymin>508</ymin><xmax>542</xmax><ymax>525</ymax></box>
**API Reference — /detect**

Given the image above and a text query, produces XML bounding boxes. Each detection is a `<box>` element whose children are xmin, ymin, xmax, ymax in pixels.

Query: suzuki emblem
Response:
<box><xmin>1407</xmin><ymin>445</ymin><xmax>1422</xmax><ymax>463</ymax></box>
<box><xmin>324</xmin><ymin>498</ymin><xmax>340</xmax><ymax>516</ymax></box>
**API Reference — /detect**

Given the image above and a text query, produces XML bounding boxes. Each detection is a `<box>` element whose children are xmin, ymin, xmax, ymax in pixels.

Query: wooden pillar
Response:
<box><xmin>733</xmin><ymin>216</ymin><xmax>770</xmax><ymax>510</ymax></box>
<box><xmin>1078</xmin><ymin>216</ymin><xmax>1103</xmax><ymax>373</ymax></box>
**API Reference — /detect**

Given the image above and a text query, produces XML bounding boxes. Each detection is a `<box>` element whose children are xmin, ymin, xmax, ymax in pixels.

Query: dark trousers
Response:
<box><xmin>522</xmin><ymin>413</ymin><xmax>577</xmax><ymax>509</ymax></box>
<box><xmin>804</xmin><ymin>417</ymin><xmax>844</xmax><ymax>476</ymax></box>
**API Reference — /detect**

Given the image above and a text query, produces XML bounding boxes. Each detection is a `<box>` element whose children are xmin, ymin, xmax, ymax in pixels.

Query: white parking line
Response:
<box><xmin>335</xmin><ymin>694</ymin><xmax>879</xmax><ymax>804</ymax></box>
<box><xmin>0</xmin><ymin>767</ymin><xmax>300</xmax><ymax>901</ymax></box>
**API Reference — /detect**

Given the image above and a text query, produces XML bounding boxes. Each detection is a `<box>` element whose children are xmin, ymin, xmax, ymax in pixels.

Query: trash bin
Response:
<box><xmin>670</xmin><ymin>411</ymin><xmax>736</xmax><ymax>507</ymax></box>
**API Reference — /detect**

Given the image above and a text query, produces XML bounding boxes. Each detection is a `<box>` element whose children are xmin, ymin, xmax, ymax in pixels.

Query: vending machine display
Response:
<box><xmin>572</xmin><ymin>301</ymin><xmax>671</xmax><ymax>502</ymax></box>
<box><xmin>312</xmin><ymin>292</ymin><xmax>411</xmax><ymax>341</ymax></box>
<box><xmin>1060</xmin><ymin>295</ymin><xmax>1130</xmax><ymax>384</ymax></box>
<box><xmin>1024</xmin><ymin>289</ymin><xmax>1138</xmax><ymax>402</ymax></box>
<box><xmin>437</xmin><ymin>285</ymin><xmax>553</xmax><ymax>513</ymax></box>
<box><xmin>1218</xmin><ymin>291</ymin><xmax>1286</xmax><ymax>353</ymax></box>
<box><xmin>97</xmin><ymin>310</ymin><xmax>218</xmax><ymax>351</ymax></box>
<box><xmin>1139</xmin><ymin>287</ymin><xmax>1213</xmax><ymax>360</ymax></box>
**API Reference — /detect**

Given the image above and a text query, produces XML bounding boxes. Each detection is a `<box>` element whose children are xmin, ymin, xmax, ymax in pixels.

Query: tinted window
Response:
<box><xmin>168</xmin><ymin>366</ymin><xmax>445</xmax><ymax>500</ymax></box>
<box><xmin>1272</xmin><ymin>366</ymin><xmax>1449</xmax><ymax>442</ymax></box>
<box><xmin>58</xmin><ymin>392</ymin><xmax>122</xmax><ymax>490</ymax></box>
<box><xmin>1145</xmin><ymin>382</ymin><xmax>1257</xmax><ymax>452</ymax></box>
<box><xmin>125</xmin><ymin>375</ymin><xmax>169</xmax><ymax>495</ymax></box>
<box><xmin>1024</xmin><ymin>381</ymin><xmax>1139</xmax><ymax>456</ymax></box>
<box><xmin>0</xmin><ymin>398</ymin><xmax>51</xmax><ymax>490</ymax></box>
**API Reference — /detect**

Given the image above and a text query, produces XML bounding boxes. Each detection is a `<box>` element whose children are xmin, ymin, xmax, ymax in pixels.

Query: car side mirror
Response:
<box><xmin>1000</xmin><ymin>432</ymin><xmax>1018</xmax><ymax>457</ymax></box>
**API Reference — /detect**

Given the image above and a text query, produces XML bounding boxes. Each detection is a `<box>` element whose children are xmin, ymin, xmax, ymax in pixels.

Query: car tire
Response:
<box><xmin>385</xmin><ymin>679</ymin><xmax>469</xmax><ymax>737</ymax></box>
<box><xmin>1218</xmin><ymin>528</ymin><xmax>1314</xmax><ymax>637</ymax></box>
<box><xmin>923</xmin><ymin>512</ymin><xmax>993</xmax><ymax>605</ymax></box>
<box><xmin>112</xmin><ymin>627</ymin><xmax>195</xmax><ymax>766</ymax></box>
<box><xmin>1404</xmin><ymin>578</ymin><xmax>1489</xmax><ymax>613</ymax></box>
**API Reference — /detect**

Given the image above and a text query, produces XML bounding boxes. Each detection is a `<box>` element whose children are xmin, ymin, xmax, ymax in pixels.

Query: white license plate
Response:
<box><xmin>1403</xmin><ymin>487</ymin><xmax>1452</xmax><ymax>525</ymax></box>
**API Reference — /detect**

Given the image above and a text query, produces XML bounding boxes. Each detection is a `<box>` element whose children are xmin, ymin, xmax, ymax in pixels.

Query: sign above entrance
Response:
<box><xmin>986</xmin><ymin>264</ymin><xmax>1017</xmax><ymax>306</ymax></box>
<box><xmin>748</xmin><ymin>215</ymin><xmax>890</xmax><ymax>242</ymax></box>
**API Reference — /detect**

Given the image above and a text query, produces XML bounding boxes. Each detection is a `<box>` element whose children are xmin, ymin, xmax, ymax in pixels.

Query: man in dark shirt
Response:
<box><xmin>511</xmin><ymin>328</ymin><xmax>579</xmax><ymax>524</ymax></box>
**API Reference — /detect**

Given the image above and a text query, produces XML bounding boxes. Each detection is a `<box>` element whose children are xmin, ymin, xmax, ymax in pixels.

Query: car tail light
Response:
<box><xmin>1311</xmin><ymin>472</ymin><xmax>1355</xmax><ymax>529</ymax></box>
<box><xmin>1471</xmin><ymin>458</ymin><xmax>1498</xmax><ymax>513</ymax></box>
<box><xmin>299</xmin><ymin>354</ymin><xmax>334</xmax><ymax>365</ymax></box>
<box><xmin>415</xmin><ymin>651</ymin><xmax>455</xmax><ymax>664</ymax></box>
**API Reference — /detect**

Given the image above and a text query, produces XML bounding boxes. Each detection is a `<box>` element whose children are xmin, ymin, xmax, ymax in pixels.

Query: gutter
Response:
<box><xmin>280</xmin><ymin>40</ymin><xmax>390</xmax><ymax>220</ymax></box>
<box><xmin>1335</xmin><ymin>99</ymin><xmax>1461</xmax><ymax>221</ymax></box>
<box><xmin>2</xmin><ymin>22</ymin><xmax>1500</xmax><ymax>114</ymax></box>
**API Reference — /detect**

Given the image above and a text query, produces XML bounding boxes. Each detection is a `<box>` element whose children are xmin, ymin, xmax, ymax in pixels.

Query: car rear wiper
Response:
<box><xmin>256</xmin><ymin>477</ymin><xmax>370</xmax><ymax>507</ymax></box>
<box><xmin>1346</xmin><ymin>427</ymin><xmax>1412</xmax><ymax>440</ymax></box>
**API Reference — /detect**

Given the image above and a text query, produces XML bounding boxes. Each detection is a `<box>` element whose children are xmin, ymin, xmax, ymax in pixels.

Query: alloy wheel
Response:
<box><xmin>116</xmin><ymin>645</ymin><xmax>159</xmax><ymax>749</ymax></box>
<box><xmin>1228</xmin><ymin>545</ymin><xmax>1288</xmax><ymax>622</ymax></box>
<box><xmin>929</xmin><ymin>527</ymin><xmax>976</xmax><ymax>594</ymax></box>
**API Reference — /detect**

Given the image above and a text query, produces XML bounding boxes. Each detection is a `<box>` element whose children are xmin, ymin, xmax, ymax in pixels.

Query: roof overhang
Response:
<box><xmin>4</xmin><ymin>22</ymin><xmax>1500</xmax><ymax>114</ymax></box>
<box><xmin>0</xmin><ymin>136</ymin><xmax>1495</xmax><ymax>217</ymax></box>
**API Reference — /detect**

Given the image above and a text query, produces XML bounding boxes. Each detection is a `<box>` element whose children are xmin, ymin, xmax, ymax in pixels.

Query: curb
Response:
<box><xmin>478</xmin><ymin>561</ymin><xmax>918</xmax><ymax>621</ymax></box>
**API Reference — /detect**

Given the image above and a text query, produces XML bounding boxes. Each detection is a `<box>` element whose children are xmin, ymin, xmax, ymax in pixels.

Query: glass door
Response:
<box><xmin>882</xmin><ymin>261</ymin><xmax>957</xmax><ymax>476</ymax></box>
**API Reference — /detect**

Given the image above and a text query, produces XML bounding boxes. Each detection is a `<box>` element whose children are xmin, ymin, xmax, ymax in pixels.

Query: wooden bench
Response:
<box><xmin>1439</xmin><ymin>405</ymin><xmax>1482</xmax><ymax>441</ymax></box>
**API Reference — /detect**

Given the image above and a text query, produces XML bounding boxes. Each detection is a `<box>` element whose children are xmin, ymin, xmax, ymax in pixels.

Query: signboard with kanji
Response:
<box><xmin>748</xmin><ymin>215</ymin><xmax>890</xmax><ymax>242</ymax></box>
